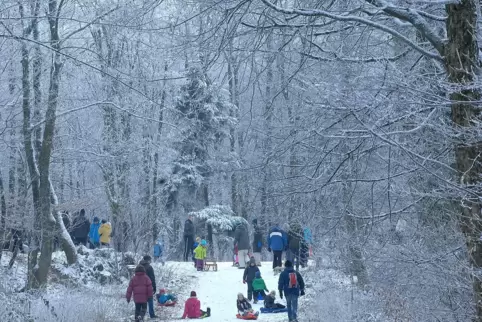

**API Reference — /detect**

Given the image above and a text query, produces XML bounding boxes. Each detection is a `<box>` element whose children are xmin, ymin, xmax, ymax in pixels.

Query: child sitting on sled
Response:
<box><xmin>252</xmin><ymin>271</ymin><xmax>269</xmax><ymax>304</ymax></box>
<box><xmin>194</xmin><ymin>239</ymin><xmax>207</xmax><ymax>271</ymax></box>
<box><xmin>181</xmin><ymin>291</ymin><xmax>211</xmax><ymax>319</ymax></box>
<box><xmin>237</xmin><ymin>293</ymin><xmax>259</xmax><ymax>318</ymax></box>
<box><xmin>156</xmin><ymin>288</ymin><xmax>177</xmax><ymax>305</ymax></box>
<box><xmin>264</xmin><ymin>290</ymin><xmax>286</xmax><ymax>309</ymax></box>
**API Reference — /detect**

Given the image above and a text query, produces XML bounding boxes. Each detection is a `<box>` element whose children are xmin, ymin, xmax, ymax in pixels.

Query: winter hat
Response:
<box><xmin>255</xmin><ymin>271</ymin><xmax>261</xmax><ymax>278</ymax></box>
<box><xmin>143</xmin><ymin>255</ymin><xmax>152</xmax><ymax>262</ymax></box>
<box><xmin>101</xmin><ymin>219</ymin><xmax>107</xmax><ymax>224</ymax></box>
<box><xmin>285</xmin><ymin>260</ymin><xmax>293</xmax><ymax>268</ymax></box>
<box><xmin>93</xmin><ymin>216</ymin><xmax>99</xmax><ymax>223</ymax></box>
<box><xmin>159</xmin><ymin>289</ymin><xmax>166</xmax><ymax>294</ymax></box>
<box><xmin>190</xmin><ymin>291</ymin><xmax>197</xmax><ymax>297</ymax></box>
<box><xmin>201</xmin><ymin>239</ymin><xmax>207</xmax><ymax>246</ymax></box>
<box><xmin>237</xmin><ymin>293</ymin><xmax>244</xmax><ymax>299</ymax></box>
<box><xmin>270</xmin><ymin>290</ymin><xmax>276</xmax><ymax>296</ymax></box>
<box><xmin>249</xmin><ymin>257</ymin><xmax>256</xmax><ymax>265</ymax></box>
<box><xmin>196</xmin><ymin>237</ymin><xmax>201</xmax><ymax>242</ymax></box>
<box><xmin>135</xmin><ymin>265</ymin><xmax>146</xmax><ymax>273</ymax></box>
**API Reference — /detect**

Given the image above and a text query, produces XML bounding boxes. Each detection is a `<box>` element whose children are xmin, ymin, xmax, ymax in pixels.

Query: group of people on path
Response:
<box><xmin>234</xmin><ymin>218</ymin><xmax>312</xmax><ymax>271</ymax></box>
<box><xmin>239</xmin><ymin>256</ymin><xmax>305</xmax><ymax>322</ymax></box>
<box><xmin>60</xmin><ymin>209</ymin><xmax>112</xmax><ymax>249</ymax></box>
<box><xmin>126</xmin><ymin>253</ymin><xmax>210</xmax><ymax>321</ymax></box>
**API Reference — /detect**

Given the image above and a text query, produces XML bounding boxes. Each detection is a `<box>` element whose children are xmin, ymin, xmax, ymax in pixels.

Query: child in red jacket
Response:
<box><xmin>126</xmin><ymin>265</ymin><xmax>153</xmax><ymax>322</ymax></box>
<box><xmin>182</xmin><ymin>291</ymin><xmax>211</xmax><ymax>319</ymax></box>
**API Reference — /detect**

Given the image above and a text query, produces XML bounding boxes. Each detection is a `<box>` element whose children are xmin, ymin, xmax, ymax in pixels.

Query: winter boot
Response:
<box><xmin>207</xmin><ymin>307</ymin><xmax>211</xmax><ymax>317</ymax></box>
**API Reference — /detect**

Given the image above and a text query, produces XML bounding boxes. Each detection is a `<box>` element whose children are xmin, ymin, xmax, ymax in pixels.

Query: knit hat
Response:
<box><xmin>270</xmin><ymin>290</ymin><xmax>276</xmax><ymax>296</ymax></box>
<box><xmin>255</xmin><ymin>271</ymin><xmax>261</xmax><ymax>278</ymax></box>
<box><xmin>237</xmin><ymin>293</ymin><xmax>244</xmax><ymax>299</ymax></box>
<box><xmin>190</xmin><ymin>291</ymin><xmax>197</xmax><ymax>297</ymax></box>
<box><xmin>93</xmin><ymin>216</ymin><xmax>99</xmax><ymax>223</ymax></box>
<box><xmin>159</xmin><ymin>289</ymin><xmax>166</xmax><ymax>294</ymax></box>
<box><xmin>143</xmin><ymin>255</ymin><xmax>152</xmax><ymax>262</ymax></box>
<box><xmin>135</xmin><ymin>265</ymin><xmax>146</xmax><ymax>273</ymax></box>
<box><xmin>285</xmin><ymin>260</ymin><xmax>293</xmax><ymax>268</ymax></box>
<box><xmin>249</xmin><ymin>257</ymin><xmax>256</xmax><ymax>265</ymax></box>
<box><xmin>201</xmin><ymin>239</ymin><xmax>207</xmax><ymax>246</ymax></box>
<box><xmin>196</xmin><ymin>237</ymin><xmax>201</xmax><ymax>242</ymax></box>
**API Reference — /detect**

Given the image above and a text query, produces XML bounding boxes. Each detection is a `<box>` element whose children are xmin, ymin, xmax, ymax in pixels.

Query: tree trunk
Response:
<box><xmin>0</xmin><ymin>168</ymin><xmax>6</xmax><ymax>261</ymax></box>
<box><xmin>445</xmin><ymin>1</ymin><xmax>482</xmax><ymax>320</ymax></box>
<box><xmin>35</xmin><ymin>0</ymin><xmax>64</xmax><ymax>286</ymax></box>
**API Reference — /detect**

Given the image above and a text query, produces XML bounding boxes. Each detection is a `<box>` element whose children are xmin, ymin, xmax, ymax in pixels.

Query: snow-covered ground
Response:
<box><xmin>153</xmin><ymin>261</ymin><xmax>308</xmax><ymax>322</ymax></box>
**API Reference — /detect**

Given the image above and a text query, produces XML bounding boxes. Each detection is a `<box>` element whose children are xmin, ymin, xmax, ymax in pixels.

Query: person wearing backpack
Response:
<box><xmin>278</xmin><ymin>260</ymin><xmax>305</xmax><ymax>322</ymax></box>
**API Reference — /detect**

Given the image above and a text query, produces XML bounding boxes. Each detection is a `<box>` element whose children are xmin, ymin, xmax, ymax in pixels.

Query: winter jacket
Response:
<box><xmin>288</xmin><ymin>222</ymin><xmax>303</xmax><ymax>250</ymax></box>
<box><xmin>140</xmin><ymin>260</ymin><xmax>156</xmax><ymax>292</ymax></box>
<box><xmin>243</xmin><ymin>264</ymin><xmax>260</xmax><ymax>283</ymax></box>
<box><xmin>194</xmin><ymin>245</ymin><xmax>207</xmax><ymax>260</ymax></box>
<box><xmin>183</xmin><ymin>219</ymin><xmax>195</xmax><ymax>238</ymax></box>
<box><xmin>153</xmin><ymin>243</ymin><xmax>163</xmax><ymax>257</ymax></box>
<box><xmin>303</xmin><ymin>227</ymin><xmax>313</xmax><ymax>244</ymax></box>
<box><xmin>252</xmin><ymin>277</ymin><xmax>268</xmax><ymax>291</ymax></box>
<box><xmin>237</xmin><ymin>298</ymin><xmax>252</xmax><ymax>312</ymax></box>
<box><xmin>252</xmin><ymin>226</ymin><xmax>263</xmax><ymax>253</ymax></box>
<box><xmin>158</xmin><ymin>294</ymin><xmax>176</xmax><ymax>304</ymax></box>
<box><xmin>234</xmin><ymin>224</ymin><xmax>250</xmax><ymax>250</ymax></box>
<box><xmin>264</xmin><ymin>294</ymin><xmax>276</xmax><ymax>308</ymax></box>
<box><xmin>88</xmin><ymin>222</ymin><xmax>100</xmax><ymax>244</ymax></box>
<box><xmin>126</xmin><ymin>270</ymin><xmax>153</xmax><ymax>304</ymax></box>
<box><xmin>98</xmin><ymin>223</ymin><xmax>112</xmax><ymax>244</ymax></box>
<box><xmin>182</xmin><ymin>297</ymin><xmax>201</xmax><ymax>319</ymax></box>
<box><xmin>267</xmin><ymin>227</ymin><xmax>287</xmax><ymax>251</ymax></box>
<box><xmin>278</xmin><ymin>267</ymin><xmax>305</xmax><ymax>297</ymax></box>
<box><xmin>72</xmin><ymin>215</ymin><xmax>90</xmax><ymax>239</ymax></box>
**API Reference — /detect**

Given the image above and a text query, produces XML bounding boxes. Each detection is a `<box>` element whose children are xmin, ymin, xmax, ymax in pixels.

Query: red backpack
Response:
<box><xmin>288</xmin><ymin>272</ymin><xmax>298</xmax><ymax>288</ymax></box>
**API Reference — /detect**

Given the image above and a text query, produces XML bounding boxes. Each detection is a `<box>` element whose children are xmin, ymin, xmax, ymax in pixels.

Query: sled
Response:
<box><xmin>260</xmin><ymin>307</ymin><xmax>288</xmax><ymax>313</ymax></box>
<box><xmin>256</xmin><ymin>293</ymin><xmax>264</xmax><ymax>301</ymax></box>
<box><xmin>157</xmin><ymin>301</ymin><xmax>176</xmax><ymax>307</ymax></box>
<box><xmin>236</xmin><ymin>313</ymin><xmax>258</xmax><ymax>320</ymax></box>
<box><xmin>204</xmin><ymin>259</ymin><xmax>218</xmax><ymax>271</ymax></box>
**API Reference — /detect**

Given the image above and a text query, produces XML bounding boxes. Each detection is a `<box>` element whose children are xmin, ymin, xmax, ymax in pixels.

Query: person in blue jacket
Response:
<box><xmin>153</xmin><ymin>239</ymin><xmax>165</xmax><ymax>265</ymax></box>
<box><xmin>88</xmin><ymin>217</ymin><xmax>101</xmax><ymax>249</ymax></box>
<box><xmin>267</xmin><ymin>225</ymin><xmax>287</xmax><ymax>269</ymax></box>
<box><xmin>278</xmin><ymin>260</ymin><xmax>305</xmax><ymax>322</ymax></box>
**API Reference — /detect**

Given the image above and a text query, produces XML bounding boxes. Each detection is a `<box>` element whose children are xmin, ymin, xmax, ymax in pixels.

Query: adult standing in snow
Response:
<box><xmin>140</xmin><ymin>255</ymin><xmax>158</xmax><ymax>319</ymax></box>
<box><xmin>234</xmin><ymin>222</ymin><xmax>250</xmax><ymax>268</ymax></box>
<box><xmin>287</xmin><ymin>221</ymin><xmax>303</xmax><ymax>271</ymax></box>
<box><xmin>301</xmin><ymin>227</ymin><xmax>312</xmax><ymax>268</ymax></box>
<box><xmin>267</xmin><ymin>224</ymin><xmax>287</xmax><ymax>269</ymax></box>
<box><xmin>183</xmin><ymin>216</ymin><xmax>195</xmax><ymax>262</ymax></box>
<box><xmin>278</xmin><ymin>260</ymin><xmax>305</xmax><ymax>322</ymax></box>
<box><xmin>252</xmin><ymin>219</ymin><xmax>263</xmax><ymax>266</ymax></box>
<box><xmin>71</xmin><ymin>209</ymin><xmax>90</xmax><ymax>246</ymax></box>
<box><xmin>88</xmin><ymin>217</ymin><xmax>101</xmax><ymax>249</ymax></box>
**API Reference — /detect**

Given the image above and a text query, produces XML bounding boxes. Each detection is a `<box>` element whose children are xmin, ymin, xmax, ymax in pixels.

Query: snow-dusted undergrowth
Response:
<box><xmin>0</xmin><ymin>248</ymin><xmax>191</xmax><ymax>322</ymax></box>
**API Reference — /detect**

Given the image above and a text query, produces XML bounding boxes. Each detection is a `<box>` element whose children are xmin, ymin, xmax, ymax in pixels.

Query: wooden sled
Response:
<box><xmin>204</xmin><ymin>259</ymin><xmax>218</xmax><ymax>271</ymax></box>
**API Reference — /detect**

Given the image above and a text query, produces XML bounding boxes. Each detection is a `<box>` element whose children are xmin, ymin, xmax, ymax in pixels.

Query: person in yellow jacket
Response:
<box><xmin>194</xmin><ymin>239</ymin><xmax>207</xmax><ymax>271</ymax></box>
<box><xmin>98</xmin><ymin>219</ymin><xmax>112</xmax><ymax>246</ymax></box>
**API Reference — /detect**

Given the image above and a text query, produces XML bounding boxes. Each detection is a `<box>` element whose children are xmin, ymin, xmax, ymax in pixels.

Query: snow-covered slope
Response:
<box><xmin>154</xmin><ymin>262</ymin><xmax>296</xmax><ymax>322</ymax></box>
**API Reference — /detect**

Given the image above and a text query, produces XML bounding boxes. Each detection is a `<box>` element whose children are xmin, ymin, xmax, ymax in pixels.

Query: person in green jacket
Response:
<box><xmin>252</xmin><ymin>271</ymin><xmax>269</xmax><ymax>303</ymax></box>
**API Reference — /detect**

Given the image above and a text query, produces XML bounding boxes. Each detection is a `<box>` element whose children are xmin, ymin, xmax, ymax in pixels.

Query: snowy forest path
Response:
<box><xmin>161</xmin><ymin>261</ymin><xmax>289</xmax><ymax>322</ymax></box>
